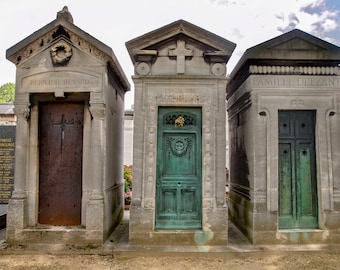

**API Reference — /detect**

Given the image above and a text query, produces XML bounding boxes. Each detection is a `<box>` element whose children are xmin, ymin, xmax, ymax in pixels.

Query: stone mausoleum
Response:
<box><xmin>126</xmin><ymin>20</ymin><xmax>235</xmax><ymax>246</ymax></box>
<box><xmin>227</xmin><ymin>29</ymin><xmax>340</xmax><ymax>244</ymax></box>
<box><xmin>6</xmin><ymin>7</ymin><xmax>129</xmax><ymax>245</ymax></box>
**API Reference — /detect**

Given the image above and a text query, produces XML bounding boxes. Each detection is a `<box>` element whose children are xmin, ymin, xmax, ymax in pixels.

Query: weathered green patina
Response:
<box><xmin>156</xmin><ymin>107</ymin><xmax>202</xmax><ymax>229</ymax></box>
<box><xmin>279</xmin><ymin>110</ymin><xmax>318</xmax><ymax>229</ymax></box>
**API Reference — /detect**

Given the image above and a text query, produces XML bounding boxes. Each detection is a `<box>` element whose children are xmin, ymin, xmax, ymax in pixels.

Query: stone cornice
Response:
<box><xmin>249</xmin><ymin>65</ymin><xmax>340</xmax><ymax>76</ymax></box>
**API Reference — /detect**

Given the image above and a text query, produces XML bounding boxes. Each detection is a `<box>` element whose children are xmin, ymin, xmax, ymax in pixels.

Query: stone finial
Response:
<box><xmin>57</xmin><ymin>6</ymin><xmax>73</xmax><ymax>23</ymax></box>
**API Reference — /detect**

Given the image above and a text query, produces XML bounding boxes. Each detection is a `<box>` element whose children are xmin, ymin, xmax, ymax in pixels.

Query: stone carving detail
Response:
<box><xmin>145</xmin><ymin>198</ymin><xmax>154</xmax><ymax>208</ymax></box>
<box><xmin>9</xmin><ymin>28</ymin><xmax>109</xmax><ymax>66</ymax></box>
<box><xmin>10</xmin><ymin>31</ymin><xmax>54</xmax><ymax>64</ymax></box>
<box><xmin>50</xmin><ymin>41</ymin><xmax>72</xmax><ymax>66</ymax></box>
<box><xmin>136</xmin><ymin>62</ymin><xmax>150</xmax><ymax>75</ymax></box>
<box><xmin>249</xmin><ymin>65</ymin><xmax>340</xmax><ymax>75</ymax></box>
<box><xmin>168</xmin><ymin>40</ymin><xmax>193</xmax><ymax>74</ymax></box>
<box><xmin>166</xmin><ymin>136</ymin><xmax>192</xmax><ymax>157</ymax></box>
<box><xmin>71</xmin><ymin>34</ymin><xmax>107</xmax><ymax>62</ymax></box>
<box><xmin>211</xmin><ymin>63</ymin><xmax>225</xmax><ymax>76</ymax></box>
<box><xmin>89</xmin><ymin>104</ymin><xmax>105</xmax><ymax>119</ymax></box>
<box><xmin>13</xmin><ymin>105</ymin><xmax>31</xmax><ymax>121</ymax></box>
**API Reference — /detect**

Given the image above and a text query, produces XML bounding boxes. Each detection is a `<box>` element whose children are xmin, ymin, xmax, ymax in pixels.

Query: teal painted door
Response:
<box><xmin>156</xmin><ymin>107</ymin><xmax>202</xmax><ymax>229</ymax></box>
<box><xmin>278</xmin><ymin>110</ymin><xmax>318</xmax><ymax>229</ymax></box>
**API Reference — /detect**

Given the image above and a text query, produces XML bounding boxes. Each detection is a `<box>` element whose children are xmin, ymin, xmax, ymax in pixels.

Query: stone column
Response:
<box><xmin>7</xmin><ymin>102</ymin><xmax>30</xmax><ymax>229</ymax></box>
<box><xmin>86</xmin><ymin>102</ymin><xmax>105</xmax><ymax>230</ymax></box>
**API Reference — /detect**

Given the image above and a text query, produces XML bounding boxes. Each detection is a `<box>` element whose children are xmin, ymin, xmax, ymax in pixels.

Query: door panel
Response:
<box><xmin>278</xmin><ymin>110</ymin><xmax>318</xmax><ymax>229</ymax></box>
<box><xmin>156</xmin><ymin>108</ymin><xmax>202</xmax><ymax>229</ymax></box>
<box><xmin>38</xmin><ymin>102</ymin><xmax>84</xmax><ymax>226</ymax></box>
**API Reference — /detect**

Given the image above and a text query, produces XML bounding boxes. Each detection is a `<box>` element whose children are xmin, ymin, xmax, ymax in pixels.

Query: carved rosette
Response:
<box><xmin>211</xmin><ymin>63</ymin><xmax>226</xmax><ymax>76</ymax></box>
<box><xmin>136</xmin><ymin>62</ymin><xmax>150</xmax><ymax>75</ymax></box>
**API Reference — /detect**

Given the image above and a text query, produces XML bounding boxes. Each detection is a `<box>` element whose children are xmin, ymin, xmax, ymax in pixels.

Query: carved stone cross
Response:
<box><xmin>53</xmin><ymin>114</ymin><xmax>74</xmax><ymax>153</ymax></box>
<box><xmin>169</xmin><ymin>40</ymin><xmax>193</xmax><ymax>74</ymax></box>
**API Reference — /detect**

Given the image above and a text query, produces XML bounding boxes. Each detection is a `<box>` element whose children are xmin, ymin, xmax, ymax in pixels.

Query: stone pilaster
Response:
<box><xmin>86</xmin><ymin>103</ymin><xmax>105</xmax><ymax>230</ymax></box>
<box><xmin>7</xmin><ymin>103</ymin><xmax>30</xmax><ymax>229</ymax></box>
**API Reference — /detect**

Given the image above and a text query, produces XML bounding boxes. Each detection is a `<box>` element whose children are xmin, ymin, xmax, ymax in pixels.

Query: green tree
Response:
<box><xmin>0</xmin><ymin>83</ymin><xmax>15</xmax><ymax>103</ymax></box>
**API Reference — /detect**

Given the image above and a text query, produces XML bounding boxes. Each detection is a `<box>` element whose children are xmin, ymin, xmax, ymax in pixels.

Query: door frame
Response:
<box><xmin>30</xmin><ymin>93</ymin><xmax>89</xmax><ymax>226</ymax></box>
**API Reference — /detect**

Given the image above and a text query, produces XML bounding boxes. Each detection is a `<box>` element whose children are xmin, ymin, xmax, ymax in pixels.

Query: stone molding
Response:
<box><xmin>249</xmin><ymin>65</ymin><xmax>340</xmax><ymax>75</ymax></box>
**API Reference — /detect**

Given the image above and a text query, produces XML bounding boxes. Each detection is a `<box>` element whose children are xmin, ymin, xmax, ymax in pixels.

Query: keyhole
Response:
<box><xmin>283</xmin><ymin>123</ymin><xmax>287</xmax><ymax>127</ymax></box>
<box><xmin>302</xmin><ymin>150</ymin><xmax>307</xmax><ymax>155</ymax></box>
<box><xmin>301</xmin><ymin>123</ymin><xmax>306</xmax><ymax>128</ymax></box>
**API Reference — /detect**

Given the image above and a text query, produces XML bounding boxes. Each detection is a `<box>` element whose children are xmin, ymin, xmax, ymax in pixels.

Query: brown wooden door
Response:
<box><xmin>38</xmin><ymin>102</ymin><xmax>84</xmax><ymax>225</ymax></box>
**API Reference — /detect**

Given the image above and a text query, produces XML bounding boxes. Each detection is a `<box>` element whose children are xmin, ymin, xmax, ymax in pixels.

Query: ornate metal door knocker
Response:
<box><xmin>174</xmin><ymin>115</ymin><xmax>185</xmax><ymax>127</ymax></box>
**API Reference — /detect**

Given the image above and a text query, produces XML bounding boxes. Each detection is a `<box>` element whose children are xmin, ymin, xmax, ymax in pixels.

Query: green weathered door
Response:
<box><xmin>278</xmin><ymin>110</ymin><xmax>318</xmax><ymax>229</ymax></box>
<box><xmin>156</xmin><ymin>107</ymin><xmax>202</xmax><ymax>229</ymax></box>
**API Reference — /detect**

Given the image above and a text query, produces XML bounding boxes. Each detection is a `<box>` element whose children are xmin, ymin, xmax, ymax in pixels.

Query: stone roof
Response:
<box><xmin>126</xmin><ymin>19</ymin><xmax>236</xmax><ymax>65</ymax></box>
<box><xmin>0</xmin><ymin>103</ymin><xmax>14</xmax><ymax>115</ymax></box>
<box><xmin>6</xmin><ymin>6</ymin><xmax>130</xmax><ymax>92</ymax></box>
<box><xmin>227</xmin><ymin>29</ymin><xmax>340</xmax><ymax>96</ymax></box>
<box><xmin>230</xmin><ymin>29</ymin><xmax>340</xmax><ymax>79</ymax></box>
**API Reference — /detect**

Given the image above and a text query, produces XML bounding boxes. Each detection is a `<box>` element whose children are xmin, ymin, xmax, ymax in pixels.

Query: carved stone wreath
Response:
<box><xmin>50</xmin><ymin>41</ymin><xmax>72</xmax><ymax>66</ymax></box>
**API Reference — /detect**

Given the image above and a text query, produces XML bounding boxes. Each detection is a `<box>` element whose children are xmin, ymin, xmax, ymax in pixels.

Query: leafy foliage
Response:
<box><xmin>124</xmin><ymin>165</ymin><xmax>133</xmax><ymax>205</ymax></box>
<box><xmin>0</xmin><ymin>83</ymin><xmax>15</xmax><ymax>102</ymax></box>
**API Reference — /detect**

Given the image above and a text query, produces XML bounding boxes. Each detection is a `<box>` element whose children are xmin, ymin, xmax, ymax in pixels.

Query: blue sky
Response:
<box><xmin>1</xmin><ymin>0</ymin><xmax>339</xmax><ymax>108</ymax></box>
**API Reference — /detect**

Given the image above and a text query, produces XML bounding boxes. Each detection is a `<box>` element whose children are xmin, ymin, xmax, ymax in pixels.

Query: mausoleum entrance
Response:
<box><xmin>156</xmin><ymin>107</ymin><xmax>202</xmax><ymax>229</ymax></box>
<box><xmin>38</xmin><ymin>101</ymin><xmax>84</xmax><ymax>226</ymax></box>
<box><xmin>278</xmin><ymin>110</ymin><xmax>318</xmax><ymax>229</ymax></box>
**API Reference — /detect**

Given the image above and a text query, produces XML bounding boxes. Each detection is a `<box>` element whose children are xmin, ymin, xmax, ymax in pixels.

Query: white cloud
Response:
<box><xmin>209</xmin><ymin>0</ymin><xmax>340</xmax><ymax>72</ymax></box>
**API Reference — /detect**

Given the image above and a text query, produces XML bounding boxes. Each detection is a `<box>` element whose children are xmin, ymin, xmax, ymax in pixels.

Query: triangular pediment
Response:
<box><xmin>269</xmin><ymin>37</ymin><xmax>326</xmax><ymax>51</ymax></box>
<box><xmin>230</xmin><ymin>29</ymin><xmax>340</xmax><ymax>79</ymax></box>
<box><xmin>126</xmin><ymin>20</ymin><xmax>236</xmax><ymax>65</ymax></box>
<box><xmin>239</xmin><ymin>29</ymin><xmax>340</xmax><ymax>62</ymax></box>
<box><xmin>6</xmin><ymin>7</ymin><xmax>129</xmax><ymax>91</ymax></box>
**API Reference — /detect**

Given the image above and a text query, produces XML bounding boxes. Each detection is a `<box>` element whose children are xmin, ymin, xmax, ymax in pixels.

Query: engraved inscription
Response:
<box><xmin>291</xmin><ymin>98</ymin><xmax>304</xmax><ymax>106</ymax></box>
<box><xmin>252</xmin><ymin>76</ymin><xmax>340</xmax><ymax>88</ymax></box>
<box><xmin>23</xmin><ymin>72</ymin><xmax>99</xmax><ymax>90</ymax></box>
<box><xmin>156</xmin><ymin>93</ymin><xmax>209</xmax><ymax>104</ymax></box>
<box><xmin>0</xmin><ymin>127</ymin><xmax>15</xmax><ymax>203</ymax></box>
